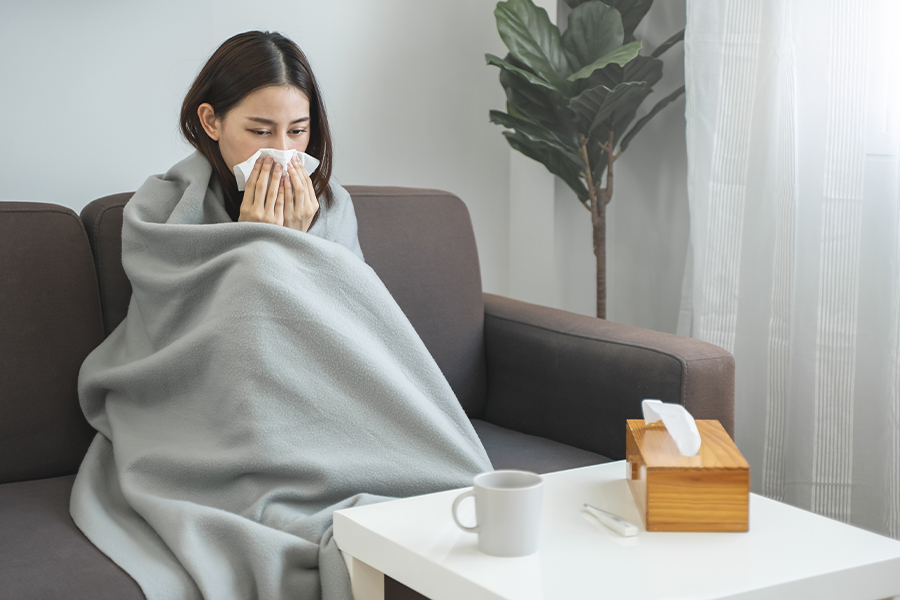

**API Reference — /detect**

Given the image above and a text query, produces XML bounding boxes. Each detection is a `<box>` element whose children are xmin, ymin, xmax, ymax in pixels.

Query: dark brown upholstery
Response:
<box><xmin>385</xmin><ymin>576</ymin><xmax>429</xmax><ymax>600</ymax></box>
<box><xmin>348</xmin><ymin>186</ymin><xmax>487</xmax><ymax>417</ymax></box>
<box><xmin>483</xmin><ymin>293</ymin><xmax>735</xmax><ymax>460</ymax></box>
<box><xmin>471</xmin><ymin>420</ymin><xmax>609</xmax><ymax>473</ymax></box>
<box><xmin>0</xmin><ymin>476</ymin><xmax>143</xmax><ymax>599</ymax></box>
<box><xmin>80</xmin><ymin>193</ymin><xmax>133</xmax><ymax>336</ymax></box>
<box><xmin>0</xmin><ymin>203</ymin><xmax>104</xmax><ymax>485</ymax></box>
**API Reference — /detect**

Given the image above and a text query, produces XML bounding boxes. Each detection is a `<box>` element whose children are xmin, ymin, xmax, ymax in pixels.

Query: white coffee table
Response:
<box><xmin>333</xmin><ymin>462</ymin><xmax>900</xmax><ymax>600</ymax></box>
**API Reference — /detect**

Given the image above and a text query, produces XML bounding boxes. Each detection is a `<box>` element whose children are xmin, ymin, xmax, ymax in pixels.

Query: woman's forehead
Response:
<box><xmin>233</xmin><ymin>85</ymin><xmax>309</xmax><ymax>118</ymax></box>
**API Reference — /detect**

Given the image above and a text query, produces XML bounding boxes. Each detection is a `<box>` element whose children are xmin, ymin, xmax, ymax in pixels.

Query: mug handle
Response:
<box><xmin>451</xmin><ymin>490</ymin><xmax>479</xmax><ymax>533</ymax></box>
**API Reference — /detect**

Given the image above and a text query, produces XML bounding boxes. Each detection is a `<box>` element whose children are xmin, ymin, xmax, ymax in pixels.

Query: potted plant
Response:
<box><xmin>487</xmin><ymin>0</ymin><xmax>684</xmax><ymax>319</ymax></box>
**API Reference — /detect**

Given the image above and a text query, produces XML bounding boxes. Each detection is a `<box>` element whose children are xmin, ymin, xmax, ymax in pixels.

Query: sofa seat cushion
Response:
<box><xmin>0</xmin><ymin>431</ymin><xmax>606</xmax><ymax>600</ymax></box>
<box><xmin>471</xmin><ymin>419</ymin><xmax>611</xmax><ymax>474</ymax></box>
<box><xmin>0</xmin><ymin>475</ymin><xmax>144</xmax><ymax>600</ymax></box>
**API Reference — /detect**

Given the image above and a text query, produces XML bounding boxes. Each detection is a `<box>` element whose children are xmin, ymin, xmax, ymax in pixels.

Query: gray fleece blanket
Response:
<box><xmin>70</xmin><ymin>151</ymin><xmax>492</xmax><ymax>600</ymax></box>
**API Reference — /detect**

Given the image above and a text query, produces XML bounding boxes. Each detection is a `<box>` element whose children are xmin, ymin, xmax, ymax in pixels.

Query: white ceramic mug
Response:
<box><xmin>451</xmin><ymin>470</ymin><xmax>544</xmax><ymax>557</ymax></box>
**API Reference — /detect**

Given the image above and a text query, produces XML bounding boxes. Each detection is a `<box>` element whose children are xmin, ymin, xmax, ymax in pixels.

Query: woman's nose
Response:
<box><xmin>274</xmin><ymin>134</ymin><xmax>291</xmax><ymax>151</ymax></box>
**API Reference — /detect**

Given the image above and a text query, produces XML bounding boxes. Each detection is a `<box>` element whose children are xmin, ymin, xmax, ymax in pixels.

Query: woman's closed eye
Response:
<box><xmin>250</xmin><ymin>130</ymin><xmax>307</xmax><ymax>136</ymax></box>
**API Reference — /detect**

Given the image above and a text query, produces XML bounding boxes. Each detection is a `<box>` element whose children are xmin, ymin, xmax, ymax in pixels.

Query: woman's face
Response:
<box><xmin>198</xmin><ymin>85</ymin><xmax>311</xmax><ymax>171</ymax></box>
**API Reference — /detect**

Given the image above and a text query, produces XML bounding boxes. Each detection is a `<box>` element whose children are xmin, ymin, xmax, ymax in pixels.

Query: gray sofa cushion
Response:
<box><xmin>79</xmin><ymin>193</ymin><xmax>132</xmax><ymax>337</ymax></box>
<box><xmin>471</xmin><ymin>419</ymin><xmax>610</xmax><ymax>474</ymax></box>
<box><xmin>0</xmin><ymin>203</ymin><xmax>104</xmax><ymax>484</ymax></box>
<box><xmin>349</xmin><ymin>186</ymin><xmax>488</xmax><ymax>419</ymax></box>
<box><xmin>0</xmin><ymin>423</ymin><xmax>607</xmax><ymax>600</ymax></box>
<box><xmin>0</xmin><ymin>475</ymin><xmax>143</xmax><ymax>600</ymax></box>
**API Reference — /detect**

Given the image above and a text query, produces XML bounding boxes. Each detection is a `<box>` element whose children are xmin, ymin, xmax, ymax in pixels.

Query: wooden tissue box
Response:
<box><xmin>625</xmin><ymin>419</ymin><xmax>749</xmax><ymax>532</ymax></box>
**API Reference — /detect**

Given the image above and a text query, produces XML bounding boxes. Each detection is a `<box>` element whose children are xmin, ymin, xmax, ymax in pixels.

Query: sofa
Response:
<box><xmin>0</xmin><ymin>186</ymin><xmax>734</xmax><ymax>599</ymax></box>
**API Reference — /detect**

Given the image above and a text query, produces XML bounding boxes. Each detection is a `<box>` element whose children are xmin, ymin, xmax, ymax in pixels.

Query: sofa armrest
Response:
<box><xmin>482</xmin><ymin>293</ymin><xmax>734</xmax><ymax>460</ymax></box>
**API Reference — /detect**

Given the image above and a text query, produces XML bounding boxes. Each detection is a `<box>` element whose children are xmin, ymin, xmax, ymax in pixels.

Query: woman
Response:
<box><xmin>70</xmin><ymin>31</ymin><xmax>491</xmax><ymax>600</ymax></box>
<box><xmin>182</xmin><ymin>29</ymin><xmax>363</xmax><ymax>257</ymax></box>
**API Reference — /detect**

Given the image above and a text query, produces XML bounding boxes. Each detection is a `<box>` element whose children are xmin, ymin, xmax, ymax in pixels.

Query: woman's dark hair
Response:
<box><xmin>180</xmin><ymin>31</ymin><xmax>334</xmax><ymax>221</ymax></box>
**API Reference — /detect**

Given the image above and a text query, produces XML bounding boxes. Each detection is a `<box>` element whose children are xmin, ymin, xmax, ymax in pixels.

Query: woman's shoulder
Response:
<box><xmin>318</xmin><ymin>176</ymin><xmax>364</xmax><ymax>261</ymax></box>
<box><xmin>324</xmin><ymin>177</ymin><xmax>358</xmax><ymax>216</ymax></box>
<box><xmin>126</xmin><ymin>152</ymin><xmax>214</xmax><ymax>225</ymax></box>
<box><xmin>326</xmin><ymin>177</ymin><xmax>351</xmax><ymax>201</ymax></box>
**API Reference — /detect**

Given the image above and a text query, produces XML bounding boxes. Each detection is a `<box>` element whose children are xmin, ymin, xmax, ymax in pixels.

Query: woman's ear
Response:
<box><xmin>197</xmin><ymin>103</ymin><xmax>221</xmax><ymax>141</ymax></box>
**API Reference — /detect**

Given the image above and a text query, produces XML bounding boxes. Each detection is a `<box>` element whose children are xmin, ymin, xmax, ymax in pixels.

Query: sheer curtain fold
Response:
<box><xmin>684</xmin><ymin>0</ymin><xmax>900</xmax><ymax>538</ymax></box>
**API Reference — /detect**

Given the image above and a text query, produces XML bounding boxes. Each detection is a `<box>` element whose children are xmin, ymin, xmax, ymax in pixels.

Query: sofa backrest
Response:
<box><xmin>80</xmin><ymin>186</ymin><xmax>488</xmax><ymax>418</ymax></box>
<box><xmin>0</xmin><ymin>203</ymin><xmax>104</xmax><ymax>484</ymax></box>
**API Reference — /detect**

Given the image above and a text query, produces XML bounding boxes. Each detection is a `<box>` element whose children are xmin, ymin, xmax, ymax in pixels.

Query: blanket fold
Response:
<box><xmin>70</xmin><ymin>152</ymin><xmax>492</xmax><ymax>600</ymax></box>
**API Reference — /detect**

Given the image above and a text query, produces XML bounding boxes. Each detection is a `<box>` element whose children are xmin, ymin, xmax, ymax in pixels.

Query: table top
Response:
<box><xmin>333</xmin><ymin>461</ymin><xmax>900</xmax><ymax>600</ymax></box>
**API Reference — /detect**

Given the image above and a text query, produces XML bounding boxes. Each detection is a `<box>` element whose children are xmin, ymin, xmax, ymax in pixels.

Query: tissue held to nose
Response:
<box><xmin>233</xmin><ymin>148</ymin><xmax>321</xmax><ymax>191</ymax></box>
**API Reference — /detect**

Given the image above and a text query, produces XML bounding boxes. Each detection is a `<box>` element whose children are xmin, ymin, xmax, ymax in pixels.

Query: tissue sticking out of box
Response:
<box><xmin>642</xmin><ymin>399</ymin><xmax>702</xmax><ymax>456</ymax></box>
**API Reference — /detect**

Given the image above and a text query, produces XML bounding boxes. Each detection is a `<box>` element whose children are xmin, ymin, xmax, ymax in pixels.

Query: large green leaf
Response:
<box><xmin>489</xmin><ymin>0</ymin><xmax>681</xmax><ymax>201</ymax></box>
<box><xmin>567</xmin><ymin>41</ymin><xmax>641</xmax><ymax>82</ymax></box>
<box><xmin>504</xmin><ymin>131</ymin><xmax>590</xmax><ymax>202</ymax></box>
<box><xmin>602</xmin><ymin>0</ymin><xmax>654</xmax><ymax>41</ymax></box>
<box><xmin>485</xmin><ymin>53</ymin><xmax>564</xmax><ymax>99</ymax></box>
<box><xmin>561</xmin><ymin>2</ymin><xmax>623</xmax><ymax>69</ymax></box>
<box><xmin>584</xmin><ymin>54</ymin><xmax>658</xmax><ymax>90</ymax></box>
<box><xmin>489</xmin><ymin>109</ymin><xmax>580</xmax><ymax>160</ymax></box>
<box><xmin>624</xmin><ymin>54</ymin><xmax>663</xmax><ymax>86</ymax></box>
<box><xmin>499</xmin><ymin>65</ymin><xmax>580</xmax><ymax>144</ymax></box>
<box><xmin>495</xmin><ymin>0</ymin><xmax>573</xmax><ymax>94</ymax></box>
<box><xmin>591</xmin><ymin>54</ymin><xmax>663</xmax><ymax>156</ymax></box>
<box><xmin>569</xmin><ymin>81</ymin><xmax>647</xmax><ymax>135</ymax></box>
<box><xmin>620</xmin><ymin>85</ymin><xmax>685</xmax><ymax>151</ymax></box>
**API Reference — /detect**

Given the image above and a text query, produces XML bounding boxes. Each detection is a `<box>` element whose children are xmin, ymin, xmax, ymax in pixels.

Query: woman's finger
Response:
<box><xmin>264</xmin><ymin>163</ymin><xmax>282</xmax><ymax>214</ymax></box>
<box><xmin>244</xmin><ymin>156</ymin><xmax>264</xmax><ymax>193</ymax></box>
<box><xmin>274</xmin><ymin>174</ymin><xmax>285</xmax><ymax>225</ymax></box>
<box><xmin>296</xmin><ymin>160</ymin><xmax>320</xmax><ymax>232</ymax></box>
<box><xmin>283</xmin><ymin>171</ymin><xmax>295</xmax><ymax>213</ymax></box>
<box><xmin>287</xmin><ymin>156</ymin><xmax>305</xmax><ymax>199</ymax></box>
<box><xmin>239</xmin><ymin>157</ymin><xmax>266</xmax><ymax>222</ymax></box>
<box><xmin>240</xmin><ymin>157</ymin><xmax>264</xmax><ymax>202</ymax></box>
<box><xmin>284</xmin><ymin>161</ymin><xmax>304</xmax><ymax>230</ymax></box>
<box><xmin>299</xmin><ymin>162</ymin><xmax>319</xmax><ymax>213</ymax></box>
<box><xmin>255</xmin><ymin>157</ymin><xmax>275</xmax><ymax>208</ymax></box>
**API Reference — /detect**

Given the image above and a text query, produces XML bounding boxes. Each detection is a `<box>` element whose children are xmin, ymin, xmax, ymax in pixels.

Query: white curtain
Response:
<box><xmin>682</xmin><ymin>0</ymin><xmax>900</xmax><ymax>538</ymax></box>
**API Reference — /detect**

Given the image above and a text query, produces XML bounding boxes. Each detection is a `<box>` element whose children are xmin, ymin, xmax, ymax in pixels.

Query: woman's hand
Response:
<box><xmin>283</xmin><ymin>153</ymin><xmax>320</xmax><ymax>233</ymax></box>
<box><xmin>238</xmin><ymin>156</ymin><xmax>285</xmax><ymax>226</ymax></box>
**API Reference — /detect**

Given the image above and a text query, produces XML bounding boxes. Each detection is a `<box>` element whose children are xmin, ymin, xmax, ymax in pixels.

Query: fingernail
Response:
<box><xmin>274</xmin><ymin>164</ymin><xmax>282</xmax><ymax>171</ymax></box>
<box><xmin>265</xmin><ymin>156</ymin><xmax>274</xmax><ymax>163</ymax></box>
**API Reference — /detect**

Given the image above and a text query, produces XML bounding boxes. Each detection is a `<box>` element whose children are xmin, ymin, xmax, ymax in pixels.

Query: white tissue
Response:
<box><xmin>233</xmin><ymin>148</ymin><xmax>321</xmax><ymax>191</ymax></box>
<box><xmin>642</xmin><ymin>399</ymin><xmax>702</xmax><ymax>456</ymax></box>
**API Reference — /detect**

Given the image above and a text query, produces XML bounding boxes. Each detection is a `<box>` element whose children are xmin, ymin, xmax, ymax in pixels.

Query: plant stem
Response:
<box><xmin>580</xmin><ymin>134</ymin><xmax>605</xmax><ymax>319</ymax></box>
<box><xmin>578</xmin><ymin>134</ymin><xmax>597</xmax><ymax>211</ymax></box>
<box><xmin>599</xmin><ymin>130</ymin><xmax>615</xmax><ymax>207</ymax></box>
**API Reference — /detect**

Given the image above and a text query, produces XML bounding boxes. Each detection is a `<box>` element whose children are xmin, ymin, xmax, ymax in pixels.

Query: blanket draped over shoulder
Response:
<box><xmin>70</xmin><ymin>152</ymin><xmax>493</xmax><ymax>600</ymax></box>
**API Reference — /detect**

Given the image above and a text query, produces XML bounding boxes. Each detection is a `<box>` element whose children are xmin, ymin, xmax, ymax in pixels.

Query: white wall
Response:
<box><xmin>0</xmin><ymin>0</ymin><xmax>512</xmax><ymax>296</ymax></box>
<box><xmin>0</xmin><ymin>0</ymin><xmax>688</xmax><ymax>332</ymax></box>
<box><xmin>607</xmin><ymin>0</ymin><xmax>689</xmax><ymax>333</ymax></box>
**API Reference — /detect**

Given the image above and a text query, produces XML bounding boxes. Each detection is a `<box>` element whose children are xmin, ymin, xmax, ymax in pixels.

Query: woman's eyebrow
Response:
<box><xmin>246</xmin><ymin>116</ymin><xmax>310</xmax><ymax>124</ymax></box>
